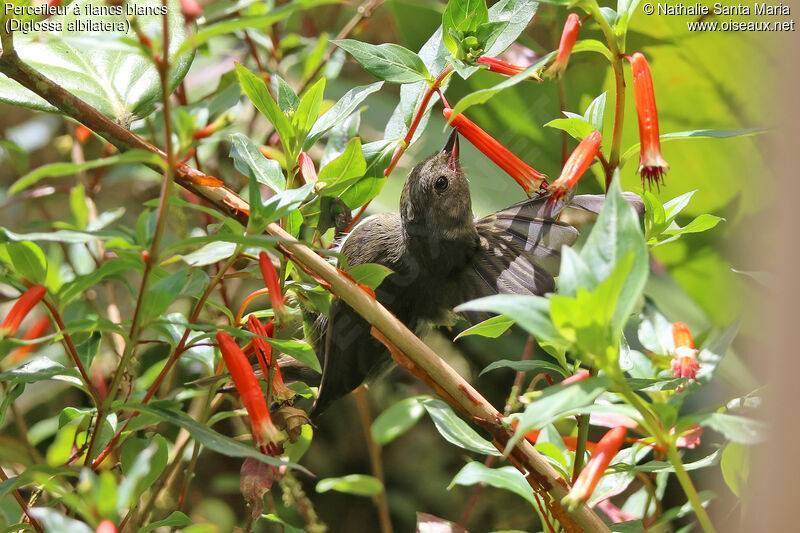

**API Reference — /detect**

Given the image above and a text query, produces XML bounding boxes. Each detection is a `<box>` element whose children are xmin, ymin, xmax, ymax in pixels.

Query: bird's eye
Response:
<box><xmin>434</xmin><ymin>175</ymin><xmax>449</xmax><ymax>192</ymax></box>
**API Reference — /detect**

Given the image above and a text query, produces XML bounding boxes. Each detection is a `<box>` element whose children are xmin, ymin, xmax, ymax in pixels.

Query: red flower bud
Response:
<box><xmin>180</xmin><ymin>0</ymin><xmax>203</xmax><ymax>22</ymax></box>
<box><xmin>547</xmin><ymin>13</ymin><xmax>581</xmax><ymax>78</ymax></box>
<box><xmin>75</xmin><ymin>125</ymin><xmax>92</xmax><ymax>145</ymax></box>
<box><xmin>548</xmin><ymin>131</ymin><xmax>601</xmax><ymax>202</ymax></box>
<box><xmin>298</xmin><ymin>152</ymin><xmax>318</xmax><ymax>184</ymax></box>
<box><xmin>216</xmin><ymin>331</ymin><xmax>282</xmax><ymax>451</ymax></box>
<box><xmin>477</xmin><ymin>56</ymin><xmax>541</xmax><ymax>81</ymax></box>
<box><xmin>629</xmin><ymin>52</ymin><xmax>669</xmax><ymax>188</ymax></box>
<box><xmin>671</xmin><ymin>322</ymin><xmax>699</xmax><ymax>380</ymax></box>
<box><xmin>96</xmin><ymin>520</ymin><xmax>116</xmax><ymax>533</ymax></box>
<box><xmin>258</xmin><ymin>252</ymin><xmax>285</xmax><ymax>315</ymax></box>
<box><xmin>6</xmin><ymin>316</ymin><xmax>49</xmax><ymax>363</ymax></box>
<box><xmin>246</xmin><ymin>316</ymin><xmax>294</xmax><ymax>403</ymax></box>
<box><xmin>564</xmin><ymin>426</ymin><xmax>627</xmax><ymax>508</ymax></box>
<box><xmin>1</xmin><ymin>286</ymin><xmax>46</xmax><ymax>340</ymax></box>
<box><xmin>443</xmin><ymin>108</ymin><xmax>547</xmax><ymax>196</ymax></box>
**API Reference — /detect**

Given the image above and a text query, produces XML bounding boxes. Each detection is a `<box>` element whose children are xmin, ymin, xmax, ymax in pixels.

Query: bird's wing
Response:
<box><xmin>449</xmin><ymin>195</ymin><xmax>578</xmax><ymax>323</ymax></box>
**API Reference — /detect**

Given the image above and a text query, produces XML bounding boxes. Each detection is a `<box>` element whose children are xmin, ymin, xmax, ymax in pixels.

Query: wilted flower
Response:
<box><xmin>546</xmin><ymin>13</ymin><xmax>581</xmax><ymax>78</ymax></box>
<box><xmin>674</xmin><ymin>424</ymin><xmax>703</xmax><ymax>449</ymax></box>
<box><xmin>629</xmin><ymin>52</ymin><xmax>669</xmax><ymax>188</ymax></box>
<box><xmin>258</xmin><ymin>252</ymin><xmax>286</xmax><ymax>316</ymax></box>
<box><xmin>246</xmin><ymin>315</ymin><xmax>294</xmax><ymax>403</ymax></box>
<box><xmin>477</xmin><ymin>56</ymin><xmax>541</xmax><ymax>80</ymax></box>
<box><xmin>564</xmin><ymin>426</ymin><xmax>627</xmax><ymax>509</ymax></box>
<box><xmin>216</xmin><ymin>331</ymin><xmax>282</xmax><ymax>452</ymax></box>
<box><xmin>561</xmin><ymin>369</ymin><xmax>591</xmax><ymax>385</ymax></box>
<box><xmin>443</xmin><ymin>108</ymin><xmax>548</xmax><ymax>196</ymax></box>
<box><xmin>1</xmin><ymin>286</ymin><xmax>47</xmax><ymax>340</ymax></box>
<box><xmin>671</xmin><ymin>321</ymin><xmax>699</xmax><ymax>380</ymax></box>
<box><xmin>548</xmin><ymin>131</ymin><xmax>602</xmax><ymax>203</ymax></box>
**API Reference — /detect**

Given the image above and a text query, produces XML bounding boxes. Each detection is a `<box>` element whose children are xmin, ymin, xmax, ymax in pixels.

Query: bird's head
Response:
<box><xmin>400</xmin><ymin>130</ymin><xmax>474</xmax><ymax>240</ymax></box>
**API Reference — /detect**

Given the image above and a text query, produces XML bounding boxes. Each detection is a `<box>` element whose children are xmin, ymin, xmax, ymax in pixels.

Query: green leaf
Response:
<box><xmin>508</xmin><ymin>377</ymin><xmax>610</xmax><ymax>452</ymax></box>
<box><xmin>141</xmin><ymin>269</ymin><xmax>190</xmax><ymax>325</ymax></box>
<box><xmin>304</xmin><ymin>82</ymin><xmax>384</xmax><ymax>150</ymax></box>
<box><xmin>371</xmin><ymin>396</ymin><xmax>426</xmax><ymax>445</ymax></box>
<box><xmin>0</xmin><ymin>139</ymin><xmax>29</xmax><ymax>174</ymax></box>
<box><xmin>229</xmin><ymin>133</ymin><xmax>286</xmax><ymax>193</ymax></box>
<box><xmin>484</xmin><ymin>0</ymin><xmax>540</xmax><ymax>57</ymax></box>
<box><xmin>175</xmin><ymin>0</ymin><xmax>339</xmax><ymax>56</ymax></box>
<box><xmin>58</xmin><ymin>257</ymin><xmax>141</xmax><ymax>307</ymax></box>
<box><xmin>28</xmin><ymin>508</ymin><xmax>92</xmax><ymax>533</ymax></box>
<box><xmin>117</xmin><ymin>436</ymin><xmax>168</xmax><ymax>511</ymax></box>
<box><xmin>124</xmin><ymin>402</ymin><xmax>308</xmax><ymax>471</ymax></box>
<box><xmin>136</xmin><ymin>511</ymin><xmax>192</xmax><ymax>533</ymax></box>
<box><xmin>235</xmin><ymin>63</ymin><xmax>294</xmax><ymax>151</ymax></box>
<box><xmin>420</xmin><ymin>399</ymin><xmax>500</xmax><ymax>456</ymax></box>
<box><xmin>274</xmin><ymin>75</ymin><xmax>300</xmax><ymax>114</ymax></box>
<box><xmin>3</xmin><ymin>241</ymin><xmax>47</xmax><ymax>284</ymax></box>
<box><xmin>620</xmin><ymin>128</ymin><xmax>766</xmax><ymax>167</ymax></box>
<box><xmin>479</xmin><ymin>359</ymin><xmax>567</xmax><ymax>378</ymax></box>
<box><xmin>318</xmin><ymin>138</ymin><xmax>368</xmax><ymax>197</ymax></box>
<box><xmin>579</xmin><ymin>175</ymin><xmax>649</xmax><ymax>335</ymax></box>
<box><xmin>689</xmin><ymin>413</ymin><xmax>766</xmax><ymax>444</ymax></box>
<box><xmin>448</xmin><ymin>463</ymin><xmax>537</xmax><ymax>507</ymax></box>
<box><xmin>293</xmin><ymin>78</ymin><xmax>326</xmax><ymax>140</ymax></box>
<box><xmin>8</xmin><ymin>150</ymin><xmax>165</xmax><ymax>196</ymax></box>
<box><xmin>333</xmin><ymin>40</ymin><xmax>431</xmax><ymax>84</ymax></box>
<box><xmin>262</xmin><ymin>183</ymin><xmax>315</xmax><ymax>225</ymax></box>
<box><xmin>0</xmin><ymin>0</ymin><xmax>193</xmax><ymax>122</ymax></box>
<box><xmin>584</xmin><ymin>92</ymin><xmax>607</xmax><ymax>132</ymax></box>
<box><xmin>178</xmin><ymin>241</ymin><xmax>237</xmax><ymax>267</ymax></box>
<box><xmin>455</xmin><ymin>315</ymin><xmax>514</xmax><ymax>340</ymax></box>
<box><xmin>316</xmin><ymin>474</ymin><xmax>383</xmax><ymax>497</ymax></box>
<box><xmin>260</xmin><ymin>337</ymin><xmax>321</xmax><ymax>373</ymax></box>
<box><xmin>544</xmin><ymin>117</ymin><xmax>595</xmax><ymax>140</ymax></box>
<box><xmin>455</xmin><ymin>295</ymin><xmax>569</xmax><ymax>350</ymax></box>
<box><xmin>720</xmin><ymin>442</ymin><xmax>749</xmax><ymax>497</ymax></box>
<box><xmin>348</xmin><ymin>263</ymin><xmax>393</xmax><ymax>289</ymax></box>
<box><xmin>76</xmin><ymin>332</ymin><xmax>101</xmax><ymax>370</ymax></box>
<box><xmin>69</xmin><ymin>185</ymin><xmax>89</xmax><ymax>230</ymax></box>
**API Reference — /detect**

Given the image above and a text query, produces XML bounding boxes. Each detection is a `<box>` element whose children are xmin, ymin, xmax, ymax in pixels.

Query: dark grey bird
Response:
<box><xmin>310</xmin><ymin>130</ymin><xmax>642</xmax><ymax>415</ymax></box>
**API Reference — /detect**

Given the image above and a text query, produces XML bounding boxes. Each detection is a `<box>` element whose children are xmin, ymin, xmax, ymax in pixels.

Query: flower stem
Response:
<box><xmin>666</xmin><ymin>445</ymin><xmax>717</xmax><ymax>533</ymax></box>
<box><xmin>586</xmin><ymin>2</ymin><xmax>626</xmax><ymax>189</ymax></box>
<box><xmin>355</xmin><ymin>387</ymin><xmax>393</xmax><ymax>533</ymax></box>
<box><xmin>571</xmin><ymin>367</ymin><xmax>598</xmax><ymax>482</ymax></box>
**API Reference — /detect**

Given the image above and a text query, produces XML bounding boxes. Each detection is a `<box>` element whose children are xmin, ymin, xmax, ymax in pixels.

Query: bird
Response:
<box><xmin>310</xmin><ymin>130</ymin><xmax>643</xmax><ymax>415</ymax></box>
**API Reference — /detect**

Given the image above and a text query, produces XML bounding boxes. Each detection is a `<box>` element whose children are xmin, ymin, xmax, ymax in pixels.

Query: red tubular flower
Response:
<box><xmin>671</xmin><ymin>321</ymin><xmax>699</xmax><ymax>380</ymax></box>
<box><xmin>246</xmin><ymin>316</ymin><xmax>294</xmax><ymax>403</ymax></box>
<box><xmin>258</xmin><ymin>252</ymin><xmax>285</xmax><ymax>315</ymax></box>
<box><xmin>216</xmin><ymin>331</ymin><xmax>282</xmax><ymax>451</ymax></box>
<box><xmin>629</xmin><ymin>52</ymin><xmax>669</xmax><ymax>188</ymax></box>
<box><xmin>6</xmin><ymin>316</ymin><xmax>49</xmax><ymax>363</ymax></box>
<box><xmin>564</xmin><ymin>426</ymin><xmax>627</xmax><ymax>508</ymax></box>
<box><xmin>1</xmin><ymin>286</ymin><xmax>46</xmax><ymax>340</ymax></box>
<box><xmin>546</xmin><ymin>13</ymin><xmax>581</xmax><ymax>78</ymax></box>
<box><xmin>443</xmin><ymin>108</ymin><xmax>548</xmax><ymax>196</ymax></box>
<box><xmin>477</xmin><ymin>56</ymin><xmax>541</xmax><ymax>81</ymax></box>
<box><xmin>561</xmin><ymin>369</ymin><xmax>591</xmax><ymax>385</ymax></box>
<box><xmin>548</xmin><ymin>131</ymin><xmax>602</xmax><ymax>203</ymax></box>
<box><xmin>298</xmin><ymin>152</ymin><xmax>318</xmax><ymax>184</ymax></box>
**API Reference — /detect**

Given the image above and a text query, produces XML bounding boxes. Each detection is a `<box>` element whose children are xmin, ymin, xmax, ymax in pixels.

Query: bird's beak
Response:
<box><xmin>441</xmin><ymin>128</ymin><xmax>460</xmax><ymax>170</ymax></box>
